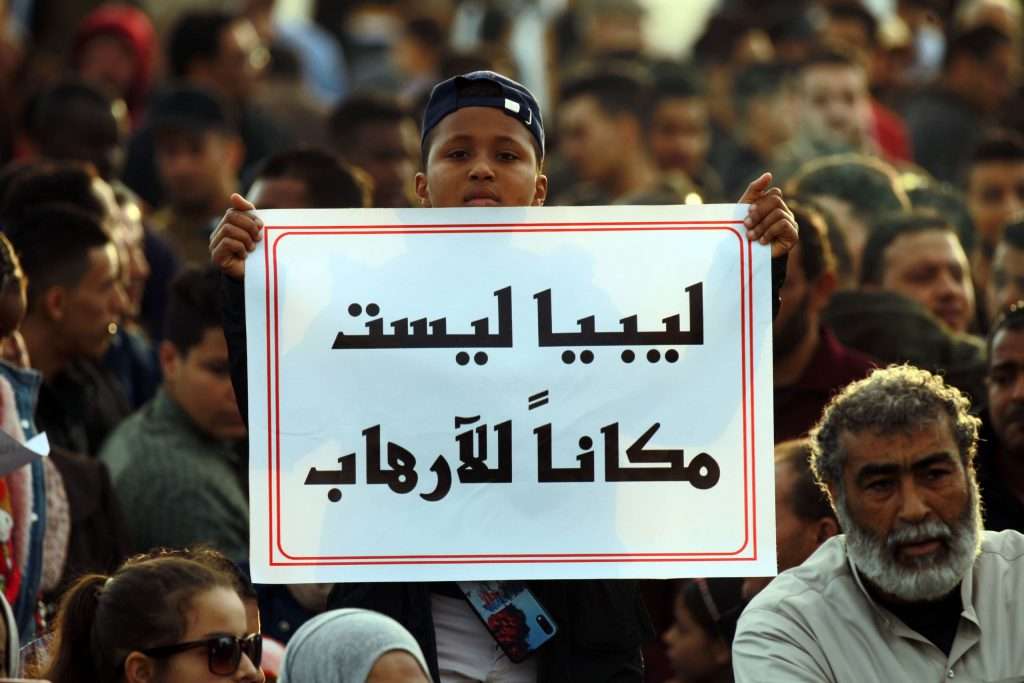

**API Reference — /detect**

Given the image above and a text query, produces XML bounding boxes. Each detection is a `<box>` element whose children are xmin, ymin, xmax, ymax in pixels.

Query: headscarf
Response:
<box><xmin>279</xmin><ymin>608</ymin><xmax>430</xmax><ymax>682</ymax></box>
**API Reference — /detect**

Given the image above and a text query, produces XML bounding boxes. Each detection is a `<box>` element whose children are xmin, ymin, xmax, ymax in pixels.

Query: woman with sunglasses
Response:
<box><xmin>35</xmin><ymin>555</ymin><xmax>264</xmax><ymax>683</ymax></box>
<box><xmin>661</xmin><ymin>577</ymin><xmax>748</xmax><ymax>683</ymax></box>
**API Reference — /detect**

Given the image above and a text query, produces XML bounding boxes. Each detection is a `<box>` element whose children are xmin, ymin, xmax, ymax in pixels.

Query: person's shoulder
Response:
<box><xmin>978</xmin><ymin>529</ymin><xmax>1024</xmax><ymax>563</ymax></box>
<box><xmin>744</xmin><ymin>536</ymin><xmax>852</xmax><ymax>617</ymax></box>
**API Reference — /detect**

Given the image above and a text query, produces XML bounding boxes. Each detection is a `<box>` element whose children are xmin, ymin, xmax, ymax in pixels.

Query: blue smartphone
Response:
<box><xmin>456</xmin><ymin>580</ymin><xmax>558</xmax><ymax>662</ymax></box>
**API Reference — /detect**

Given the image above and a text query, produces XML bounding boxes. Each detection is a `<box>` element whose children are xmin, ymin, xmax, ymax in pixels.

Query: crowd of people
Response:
<box><xmin>0</xmin><ymin>0</ymin><xmax>1020</xmax><ymax>681</ymax></box>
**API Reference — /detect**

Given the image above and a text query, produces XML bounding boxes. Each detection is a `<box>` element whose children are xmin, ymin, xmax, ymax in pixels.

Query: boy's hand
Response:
<box><xmin>210</xmin><ymin>193</ymin><xmax>263</xmax><ymax>280</ymax></box>
<box><xmin>737</xmin><ymin>172</ymin><xmax>798</xmax><ymax>259</ymax></box>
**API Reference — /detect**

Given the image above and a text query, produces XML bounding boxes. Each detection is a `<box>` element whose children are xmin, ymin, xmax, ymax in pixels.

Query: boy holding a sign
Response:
<box><xmin>210</xmin><ymin>71</ymin><xmax>797</xmax><ymax>682</ymax></box>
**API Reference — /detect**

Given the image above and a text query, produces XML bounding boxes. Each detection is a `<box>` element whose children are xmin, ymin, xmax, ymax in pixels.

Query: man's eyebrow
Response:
<box><xmin>854</xmin><ymin>452</ymin><xmax>957</xmax><ymax>484</ymax></box>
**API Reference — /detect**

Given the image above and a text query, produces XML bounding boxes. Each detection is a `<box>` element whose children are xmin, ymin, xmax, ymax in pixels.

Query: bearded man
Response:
<box><xmin>733</xmin><ymin>365</ymin><xmax>1024</xmax><ymax>681</ymax></box>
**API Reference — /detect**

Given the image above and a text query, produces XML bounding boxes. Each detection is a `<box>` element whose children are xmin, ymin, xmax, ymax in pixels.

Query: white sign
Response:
<box><xmin>246</xmin><ymin>204</ymin><xmax>776</xmax><ymax>583</ymax></box>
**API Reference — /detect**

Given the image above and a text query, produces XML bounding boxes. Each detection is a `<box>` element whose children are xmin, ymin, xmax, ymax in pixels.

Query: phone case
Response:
<box><xmin>456</xmin><ymin>580</ymin><xmax>558</xmax><ymax>663</ymax></box>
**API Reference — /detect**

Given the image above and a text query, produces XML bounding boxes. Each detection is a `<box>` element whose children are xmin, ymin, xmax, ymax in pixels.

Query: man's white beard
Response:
<box><xmin>835</xmin><ymin>479</ymin><xmax>982</xmax><ymax>602</ymax></box>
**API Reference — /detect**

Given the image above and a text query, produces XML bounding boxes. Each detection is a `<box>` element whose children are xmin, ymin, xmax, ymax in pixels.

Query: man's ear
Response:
<box><xmin>40</xmin><ymin>286</ymin><xmax>66</xmax><ymax>322</ymax></box>
<box><xmin>123</xmin><ymin>651</ymin><xmax>156</xmax><ymax>683</ymax></box>
<box><xmin>414</xmin><ymin>172</ymin><xmax>431</xmax><ymax>207</ymax></box>
<box><xmin>816</xmin><ymin>515</ymin><xmax>840</xmax><ymax>543</ymax></box>
<box><xmin>158</xmin><ymin>340</ymin><xmax>181</xmax><ymax>380</ymax></box>
<box><xmin>810</xmin><ymin>270</ymin><xmax>837</xmax><ymax>310</ymax></box>
<box><xmin>532</xmin><ymin>174</ymin><xmax>548</xmax><ymax>206</ymax></box>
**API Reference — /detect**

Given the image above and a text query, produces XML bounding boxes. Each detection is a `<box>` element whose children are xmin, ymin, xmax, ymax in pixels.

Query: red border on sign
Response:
<box><xmin>261</xmin><ymin>220</ymin><xmax>758</xmax><ymax>566</ymax></box>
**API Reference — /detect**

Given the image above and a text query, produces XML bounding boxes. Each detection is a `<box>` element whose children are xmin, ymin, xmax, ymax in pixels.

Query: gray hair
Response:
<box><xmin>809</xmin><ymin>365</ymin><xmax>980</xmax><ymax>493</ymax></box>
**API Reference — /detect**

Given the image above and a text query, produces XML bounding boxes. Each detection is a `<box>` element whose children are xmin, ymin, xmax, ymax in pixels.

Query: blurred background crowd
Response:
<box><xmin>0</xmin><ymin>0</ymin><xmax>1022</xmax><ymax>681</ymax></box>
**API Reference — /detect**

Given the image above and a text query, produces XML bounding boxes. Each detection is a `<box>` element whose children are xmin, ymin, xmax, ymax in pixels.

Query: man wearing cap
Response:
<box><xmin>151</xmin><ymin>86</ymin><xmax>245</xmax><ymax>266</ymax></box>
<box><xmin>211</xmin><ymin>71</ymin><xmax>797</xmax><ymax>682</ymax></box>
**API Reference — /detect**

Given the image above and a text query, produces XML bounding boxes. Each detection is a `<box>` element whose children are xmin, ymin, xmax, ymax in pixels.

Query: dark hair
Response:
<box><xmin>945</xmin><ymin>24</ymin><xmax>1012</xmax><ymax>70</ymax></box>
<box><xmin>799</xmin><ymin>45</ymin><xmax>864</xmax><ymax>74</ymax></box>
<box><xmin>651</xmin><ymin>62</ymin><xmax>703</xmax><ymax>105</ymax></box>
<box><xmin>167</xmin><ymin>10</ymin><xmax>237</xmax><ymax>78</ymax></box>
<box><xmin>4</xmin><ymin>204</ymin><xmax>110</xmax><ymax>312</ymax></box>
<box><xmin>907</xmin><ymin>180</ymin><xmax>977</xmax><ymax>254</ymax></box>
<box><xmin>1002</xmin><ymin>219</ymin><xmax>1024</xmax><ymax>250</ymax></box>
<box><xmin>679</xmin><ymin>578</ymin><xmax>747</xmax><ymax>645</ymax></box>
<box><xmin>789</xmin><ymin>201</ymin><xmax>835</xmax><ymax>282</ymax></box>
<box><xmin>733</xmin><ymin>61</ymin><xmax>792</xmax><ymax>120</ymax></box>
<box><xmin>826</xmin><ymin>1</ymin><xmax>879</xmax><ymax>45</ymax></box>
<box><xmin>403</xmin><ymin>16</ymin><xmax>445</xmax><ymax>51</ymax></box>
<box><xmin>163</xmin><ymin>266</ymin><xmax>224</xmax><ymax>355</ymax></box>
<box><xmin>250</xmin><ymin>148</ymin><xmax>366</xmax><ymax>209</ymax></box>
<box><xmin>328</xmin><ymin>95</ymin><xmax>415</xmax><ymax>153</ymax></box>
<box><xmin>38</xmin><ymin>556</ymin><xmax>235</xmax><ymax>682</ymax></box>
<box><xmin>788</xmin><ymin>154</ymin><xmax>910</xmax><ymax>218</ymax></box>
<box><xmin>0</xmin><ymin>162</ymin><xmax>105</xmax><ymax>226</ymax></box>
<box><xmin>860</xmin><ymin>212</ymin><xmax>958</xmax><ymax>286</ymax></box>
<box><xmin>775</xmin><ymin>439</ymin><xmax>837</xmax><ymax>523</ymax></box>
<box><xmin>126</xmin><ymin>546</ymin><xmax>257</xmax><ymax>601</ymax></box>
<box><xmin>987</xmin><ymin>300</ymin><xmax>1024</xmax><ymax>360</ymax></box>
<box><xmin>558</xmin><ymin>63</ymin><xmax>653</xmax><ymax>126</ymax></box>
<box><xmin>969</xmin><ymin>128</ymin><xmax>1024</xmax><ymax>168</ymax></box>
<box><xmin>801</xmin><ymin>196</ymin><xmax>853</xmax><ymax>285</ymax></box>
<box><xmin>22</xmin><ymin>80</ymin><xmax>121</xmax><ymax>178</ymax></box>
<box><xmin>692</xmin><ymin>12</ymin><xmax>751</xmax><ymax>66</ymax></box>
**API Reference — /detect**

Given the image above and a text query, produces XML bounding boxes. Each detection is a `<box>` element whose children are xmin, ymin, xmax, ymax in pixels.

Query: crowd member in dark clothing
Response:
<box><xmin>774</xmin><ymin>202</ymin><xmax>875</xmax><ymax>442</ymax></box>
<box><xmin>327</xmin><ymin>95</ymin><xmax>420</xmax><ymax>209</ymax></box>
<box><xmin>987</xmin><ymin>219</ymin><xmax>1024</xmax><ymax>322</ymax></box>
<box><xmin>648</xmin><ymin>64</ymin><xmax>723</xmax><ymax>202</ymax></box>
<box><xmin>902</xmin><ymin>24</ymin><xmax>1016</xmax><ymax>184</ymax></box>
<box><xmin>211</xmin><ymin>70</ymin><xmax>796</xmax><ymax>682</ymax></box>
<box><xmin>122</xmin><ymin>9</ymin><xmax>288</xmax><ymax>208</ymax></box>
<box><xmin>4</xmin><ymin>204</ymin><xmax>128</xmax><ymax>606</ymax></box>
<box><xmin>977</xmin><ymin>303</ymin><xmax>1024</xmax><ymax>532</ymax></box>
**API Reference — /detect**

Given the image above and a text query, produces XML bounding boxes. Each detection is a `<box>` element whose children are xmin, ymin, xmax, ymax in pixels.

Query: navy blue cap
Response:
<box><xmin>421</xmin><ymin>71</ymin><xmax>544</xmax><ymax>157</ymax></box>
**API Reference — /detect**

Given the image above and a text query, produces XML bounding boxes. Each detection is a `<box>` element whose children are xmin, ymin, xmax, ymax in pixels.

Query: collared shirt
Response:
<box><xmin>99</xmin><ymin>387</ymin><xmax>248</xmax><ymax>561</ymax></box>
<box><xmin>733</xmin><ymin>531</ymin><xmax>1024</xmax><ymax>683</ymax></box>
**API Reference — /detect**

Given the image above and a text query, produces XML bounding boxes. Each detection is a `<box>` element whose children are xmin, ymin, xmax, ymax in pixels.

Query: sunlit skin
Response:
<box><xmin>986</xmin><ymin>241</ymin><xmax>1024</xmax><ymax>318</ymax></box>
<box><xmin>966</xmin><ymin>161</ymin><xmax>1024</xmax><ymax>246</ymax></box>
<box><xmin>832</xmin><ymin>416</ymin><xmax>970</xmax><ymax>582</ymax></box>
<box><xmin>877</xmin><ymin>230</ymin><xmax>975</xmax><ymax>333</ymax></box>
<box><xmin>800</xmin><ymin>64</ymin><xmax>871</xmax><ymax>149</ymax></box>
<box><xmin>60</xmin><ymin>243</ymin><xmax>124</xmax><ymax>358</ymax></box>
<box><xmin>161</xmin><ymin>329</ymin><xmax>247</xmax><ymax>441</ymax></box>
<box><xmin>122</xmin><ymin>587</ymin><xmax>263</xmax><ymax>683</ymax></box>
<box><xmin>415</xmin><ymin>106</ymin><xmax>547</xmax><ymax>208</ymax></box>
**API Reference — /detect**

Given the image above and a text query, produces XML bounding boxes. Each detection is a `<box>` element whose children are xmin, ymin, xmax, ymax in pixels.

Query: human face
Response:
<box><xmin>880</xmin><ymin>229</ymin><xmax>975</xmax><ymax>333</ymax></box>
<box><xmin>558</xmin><ymin>95</ymin><xmax>624</xmax><ymax>187</ymax></box>
<box><xmin>987</xmin><ymin>241</ymin><xmax>1024</xmax><ymax>318</ymax></box>
<box><xmin>773</xmin><ymin>244</ymin><xmax>813</xmax><ymax>360</ymax></box>
<box><xmin>250</xmin><ymin>177</ymin><xmax>309</xmax><ymax>210</ymax></box>
<box><xmin>833</xmin><ymin>416</ymin><xmax>980</xmax><ymax>602</ymax></box>
<box><xmin>156</xmin><ymin>130</ymin><xmax>236</xmax><ymax>212</ymax></box>
<box><xmin>987</xmin><ymin>327</ymin><xmax>1024</xmax><ymax>454</ymax></box>
<box><xmin>366</xmin><ymin>651</ymin><xmax>430</xmax><ymax>683</ymax></box>
<box><xmin>60</xmin><ymin>243</ymin><xmax>122</xmax><ymax>359</ymax></box>
<box><xmin>348</xmin><ymin>120</ymin><xmax>419</xmax><ymax>208</ymax></box>
<box><xmin>77</xmin><ymin>32</ymin><xmax>137</xmax><ymax>100</ymax></box>
<box><xmin>966</xmin><ymin>161</ymin><xmax>1024</xmax><ymax>245</ymax></box>
<box><xmin>212</xmin><ymin>19</ymin><xmax>267</xmax><ymax>102</ymax></box>
<box><xmin>800</xmin><ymin>64</ymin><xmax>870</xmax><ymax>147</ymax></box>
<box><xmin>774</xmin><ymin>460</ymin><xmax>825</xmax><ymax>572</ymax></box>
<box><xmin>137</xmin><ymin>587</ymin><xmax>263</xmax><ymax>683</ymax></box>
<box><xmin>416</xmin><ymin>107</ymin><xmax>546</xmax><ymax>209</ymax></box>
<box><xmin>162</xmin><ymin>329</ymin><xmax>246</xmax><ymax>441</ymax></box>
<box><xmin>649</xmin><ymin>97</ymin><xmax>709</xmax><ymax>179</ymax></box>
<box><xmin>661</xmin><ymin>591</ymin><xmax>728</xmax><ymax>682</ymax></box>
<box><xmin>972</xmin><ymin>43</ymin><xmax>1016</xmax><ymax>115</ymax></box>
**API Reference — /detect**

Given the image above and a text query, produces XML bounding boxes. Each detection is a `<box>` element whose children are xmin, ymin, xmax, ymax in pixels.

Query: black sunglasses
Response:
<box><xmin>140</xmin><ymin>633</ymin><xmax>262</xmax><ymax>675</ymax></box>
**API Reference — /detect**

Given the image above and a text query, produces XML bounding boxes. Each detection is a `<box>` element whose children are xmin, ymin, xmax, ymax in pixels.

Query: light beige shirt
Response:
<box><xmin>733</xmin><ymin>530</ymin><xmax>1024</xmax><ymax>683</ymax></box>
